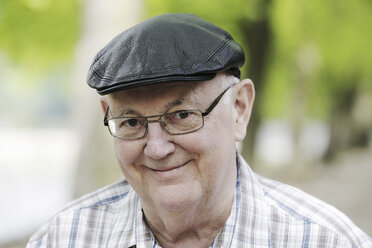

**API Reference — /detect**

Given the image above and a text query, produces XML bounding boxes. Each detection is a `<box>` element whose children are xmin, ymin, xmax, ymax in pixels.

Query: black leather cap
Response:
<box><xmin>87</xmin><ymin>13</ymin><xmax>245</xmax><ymax>95</ymax></box>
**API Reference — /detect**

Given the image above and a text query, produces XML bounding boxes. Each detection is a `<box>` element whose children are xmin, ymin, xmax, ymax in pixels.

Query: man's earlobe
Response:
<box><xmin>233</xmin><ymin>79</ymin><xmax>255</xmax><ymax>142</ymax></box>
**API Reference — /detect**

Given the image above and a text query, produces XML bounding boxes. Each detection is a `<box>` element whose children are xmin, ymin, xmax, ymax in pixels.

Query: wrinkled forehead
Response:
<box><xmin>107</xmin><ymin>82</ymin><xmax>197</xmax><ymax>116</ymax></box>
<box><xmin>108</xmin><ymin>80</ymin><xmax>200</xmax><ymax>103</ymax></box>
<box><xmin>108</xmin><ymin>74</ymin><xmax>228</xmax><ymax>105</ymax></box>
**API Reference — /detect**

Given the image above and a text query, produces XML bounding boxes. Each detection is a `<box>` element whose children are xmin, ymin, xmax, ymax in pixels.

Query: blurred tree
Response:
<box><xmin>71</xmin><ymin>0</ymin><xmax>144</xmax><ymax>197</ymax></box>
<box><xmin>266</xmin><ymin>0</ymin><xmax>372</xmax><ymax>159</ymax></box>
<box><xmin>0</xmin><ymin>0</ymin><xmax>81</xmax><ymax>127</ymax></box>
<box><xmin>0</xmin><ymin>0</ymin><xmax>80</xmax><ymax>77</ymax></box>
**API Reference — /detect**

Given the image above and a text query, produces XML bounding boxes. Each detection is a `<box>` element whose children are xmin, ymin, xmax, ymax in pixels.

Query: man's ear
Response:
<box><xmin>100</xmin><ymin>97</ymin><xmax>109</xmax><ymax>115</ymax></box>
<box><xmin>232</xmin><ymin>79</ymin><xmax>255</xmax><ymax>142</ymax></box>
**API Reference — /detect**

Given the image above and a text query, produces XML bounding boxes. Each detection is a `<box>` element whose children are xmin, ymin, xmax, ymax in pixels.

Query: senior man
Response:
<box><xmin>28</xmin><ymin>13</ymin><xmax>371</xmax><ymax>248</ymax></box>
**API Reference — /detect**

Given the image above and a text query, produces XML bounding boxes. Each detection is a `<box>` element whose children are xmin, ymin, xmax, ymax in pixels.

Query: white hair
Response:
<box><xmin>214</xmin><ymin>72</ymin><xmax>240</xmax><ymax>105</ymax></box>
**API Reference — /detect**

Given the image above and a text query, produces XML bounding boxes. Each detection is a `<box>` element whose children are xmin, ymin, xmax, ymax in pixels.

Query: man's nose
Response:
<box><xmin>144</xmin><ymin>122</ymin><xmax>175</xmax><ymax>160</ymax></box>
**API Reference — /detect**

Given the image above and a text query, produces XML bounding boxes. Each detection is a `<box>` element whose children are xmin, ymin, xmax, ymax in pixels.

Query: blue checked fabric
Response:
<box><xmin>27</xmin><ymin>154</ymin><xmax>372</xmax><ymax>247</ymax></box>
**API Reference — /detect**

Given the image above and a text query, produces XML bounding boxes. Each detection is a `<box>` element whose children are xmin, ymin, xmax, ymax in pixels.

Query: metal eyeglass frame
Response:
<box><xmin>103</xmin><ymin>83</ymin><xmax>235</xmax><ymax>140</ymax></box>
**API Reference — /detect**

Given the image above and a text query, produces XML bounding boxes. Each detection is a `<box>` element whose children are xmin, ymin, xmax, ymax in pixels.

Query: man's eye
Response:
<box><xmin>174</xmin><ymin>111</ymin><xmax>191</xmax><ymax>120</ymax></box>
<box><xmin>121</xmin><ymin>118</ymin><xmax>140</xmax><ymax>128</ymax></box>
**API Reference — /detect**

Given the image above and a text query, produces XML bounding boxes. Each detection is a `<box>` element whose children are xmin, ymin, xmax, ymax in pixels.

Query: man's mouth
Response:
<box><xmin>146</xmin><ymin>160</ymin><xmax>192</xmax><ymax>173</ymax></box>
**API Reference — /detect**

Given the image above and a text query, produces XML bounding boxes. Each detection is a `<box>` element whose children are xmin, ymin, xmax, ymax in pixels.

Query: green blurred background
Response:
<box><xmin>0</xmin><ymin>0</ymin><xmax>371</xmax><ymax>246</ymax></box>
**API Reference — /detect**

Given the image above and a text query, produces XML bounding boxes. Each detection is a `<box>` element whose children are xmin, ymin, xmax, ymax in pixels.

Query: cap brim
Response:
<box><xmin>95</xmin><ymin>73</ymin><xmax>217</xmax><ymax>95</ymax></box>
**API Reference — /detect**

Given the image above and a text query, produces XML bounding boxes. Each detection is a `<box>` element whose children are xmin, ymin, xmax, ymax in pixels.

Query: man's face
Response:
<box><xmin>105</xmin><ymin>75</ymin><xmax>241</xmax><ymax>213</ymax></box>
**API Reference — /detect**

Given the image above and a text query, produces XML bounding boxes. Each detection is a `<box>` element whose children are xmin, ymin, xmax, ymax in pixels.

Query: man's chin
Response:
<box><xmin>153</xmin><ymin>184</ymin><xmax>203</xmax><ymax>213</ymax></box>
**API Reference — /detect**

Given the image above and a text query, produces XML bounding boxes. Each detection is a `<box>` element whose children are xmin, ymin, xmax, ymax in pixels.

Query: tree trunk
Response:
<box><xmin>70</xmin><ymin>0</ymin><xmax>143</xmax><ymax>198</ymax></box>
<box><xmin>239</xmin><ymin>0</ymin><xmax>271</xmax><ymax>166</ymax></box>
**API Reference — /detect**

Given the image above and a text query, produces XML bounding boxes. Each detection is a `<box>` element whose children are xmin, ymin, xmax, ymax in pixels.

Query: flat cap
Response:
<box><xmin>87</xmin><ymin>13</ymin><xmax>245</xmax><ymax>95</ymax></box>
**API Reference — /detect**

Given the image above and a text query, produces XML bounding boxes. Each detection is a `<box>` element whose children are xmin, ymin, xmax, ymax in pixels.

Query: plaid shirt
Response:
<box><xmin>27</xmin><ymin>154</ymin><xmax>372</xmax><ymax>247</ymax></box>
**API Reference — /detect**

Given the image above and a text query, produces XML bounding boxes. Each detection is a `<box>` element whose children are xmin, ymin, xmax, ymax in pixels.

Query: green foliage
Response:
<box><xmin>265</xmin><ymin>0</ymin><xmax>372</xmax><ymax>119</ymax></box>
<box><xmin>0</xmin><ymin>0</ymin><xmax>80</xmax><ymax>75</ymax></box>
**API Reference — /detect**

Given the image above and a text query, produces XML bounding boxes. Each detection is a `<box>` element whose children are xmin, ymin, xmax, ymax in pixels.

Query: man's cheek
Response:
<box><xmin>114</xmin><ymin>141</ymin><xmax>139</xmax><ymax>164</ymax></box>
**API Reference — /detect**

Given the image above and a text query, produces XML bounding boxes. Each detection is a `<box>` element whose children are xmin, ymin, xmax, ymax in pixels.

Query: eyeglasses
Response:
<box><xmin>104</xmin><ymin>84</ymin><xmax>235</xmax><ymax>140</ymax></box>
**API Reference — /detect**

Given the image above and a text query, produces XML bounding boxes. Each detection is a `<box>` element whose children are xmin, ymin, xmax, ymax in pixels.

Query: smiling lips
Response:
<box><xmin>147</xmin><ymin>160</ymin><xmax>191</xmax><ymax>173</ymax></box>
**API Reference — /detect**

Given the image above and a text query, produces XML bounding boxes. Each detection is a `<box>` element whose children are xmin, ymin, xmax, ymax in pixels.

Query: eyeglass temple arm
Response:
<box><xmin>103</xmin><ymin>106</ymin><xmax>109</xmax><ymax>126</ymax></box>
<box><xmin>202</xmin><ymin>84</ymin><xmax>233</xmax><ymax>117</ymax></box>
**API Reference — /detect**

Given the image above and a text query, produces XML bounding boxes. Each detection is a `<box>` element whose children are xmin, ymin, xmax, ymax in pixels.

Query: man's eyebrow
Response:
<box><xmin>116</xmin><ymin>108</ymin><xmax>140</xmax><ymax>117</ymax></box>
<box><xmin>115</xmin><ymin>97</ymin><xmax>186</xmax><ymax>117</ymax></box>
<box><xmin>164</xmin><ymin>98</ymin><xmax>184</xmax><ymax>110</ymax></box>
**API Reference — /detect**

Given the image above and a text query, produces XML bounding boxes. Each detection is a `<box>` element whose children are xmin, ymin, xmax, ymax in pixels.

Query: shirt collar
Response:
<box><xmin>210</xmin><ymin>154</ymin><xmax>241</xmax><ymax>247</ymax></box>
<box><xmin>132</xmin><ymin>195</ymin><xmax>158</xmax><ymax>248</ymax></box>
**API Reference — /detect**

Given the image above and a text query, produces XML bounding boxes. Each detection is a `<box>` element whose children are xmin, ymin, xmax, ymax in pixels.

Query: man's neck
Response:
<box><xmin>143</xmin><ymin>191</ymin><xmax>235</xmax><ymax>248</ymax></box>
